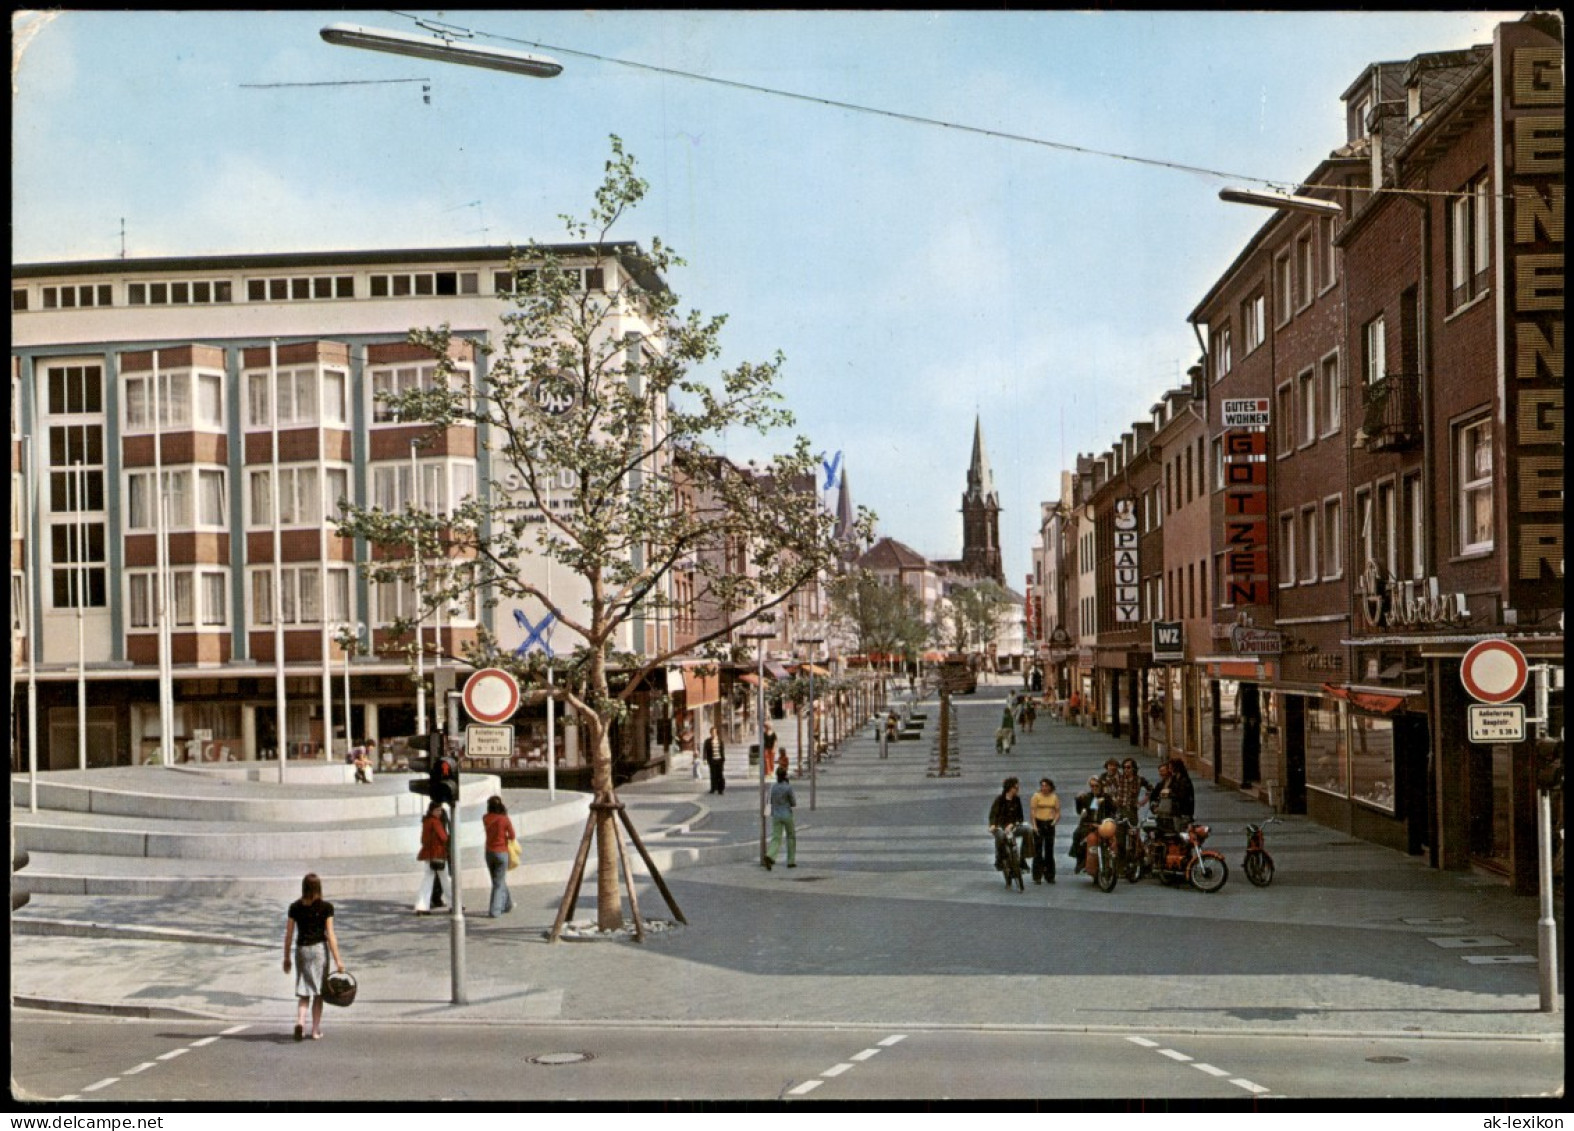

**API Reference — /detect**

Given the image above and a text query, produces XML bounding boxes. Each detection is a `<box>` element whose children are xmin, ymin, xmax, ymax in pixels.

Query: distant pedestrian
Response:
<box><xmin>764</xmin><ymin>722</ymin><xmax>785</xmax><ymax>777</ymax></box>
<box><xmin>765</xmin><ymin>768</ymin><xmax>797</xmax><ymax>870</ymax></box>
<box><xmin>1023</xmin><ymin>699</ymin><xmax>1036</xmax><ymax>734</ymax></box>
<box><xmin>283</xmin><ymin>872</ymin><xmax>344</xmax><ymax>1041</ymax></box>
<box><xmin>414</xmin><ymin>800</ymin><xmax>450</xmax><ymax>915</ymax></box>
<box><xmin>352</xmin><ymin>747</ymin><xmax>372</xmax><ymax>784</ymax></box>
<box><xmin>482</xmin><ymin>795</ymin><xmax>517</xmax><ymax>918</ymax></box>
<box><xmin>1030</xmin><ymin>777</ymin><xmax>1060</xmax><ymax>884</ymax></box>
<box><xmin>704</xmin><ymin>733</ymin><xmax>726</xmax><ymax>795</ymax></box>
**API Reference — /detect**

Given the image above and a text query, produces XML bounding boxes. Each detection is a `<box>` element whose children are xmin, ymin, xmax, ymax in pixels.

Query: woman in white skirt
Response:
<box><xmin>283</xmin><ymin>872</ymin><xmax>345</xmax><ymax>1041</ymax></box>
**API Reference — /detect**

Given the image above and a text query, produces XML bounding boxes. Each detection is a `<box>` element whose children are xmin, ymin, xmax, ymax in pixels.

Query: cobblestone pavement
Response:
<box><xmin>10</xmin><ymin>676</ymin><xmax>1564</xmax><ymax>1042</ymax></box>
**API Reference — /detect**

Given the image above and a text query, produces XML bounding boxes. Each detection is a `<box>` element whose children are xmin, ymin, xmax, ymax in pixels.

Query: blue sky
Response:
<box><xmin>12</xmin><ymin>9</ymin><xmax>1517</xmax><ymax>585</ymax></box>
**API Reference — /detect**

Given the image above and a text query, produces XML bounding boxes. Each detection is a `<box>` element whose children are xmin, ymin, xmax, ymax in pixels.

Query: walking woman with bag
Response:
<box><xmin>414</xmin><ymin>800</ymin><xmax>450</xmax><ymax>915</ymax></box>
<box><xmin>283</xmin><ymin>872</ymin><xmax>345</xmax><ymax>1041</ymax></box>
<box><xmin>483</xmin><ymin>795</ymin><xmax>518</xmax><ymax>917</ymax></box>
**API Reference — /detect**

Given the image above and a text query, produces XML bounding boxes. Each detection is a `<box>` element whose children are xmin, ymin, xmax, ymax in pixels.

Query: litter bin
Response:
<box><xmin>748</xmin><ymin>743</ymin><xmax>760</xmax><ymax>766</ymax></box>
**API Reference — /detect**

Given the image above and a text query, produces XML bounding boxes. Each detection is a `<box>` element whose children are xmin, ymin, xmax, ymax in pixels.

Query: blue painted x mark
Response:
<box><xmin>514</xmin><ymin>608</ymin><xmax>557</xmax><ymax>659</ymax></box>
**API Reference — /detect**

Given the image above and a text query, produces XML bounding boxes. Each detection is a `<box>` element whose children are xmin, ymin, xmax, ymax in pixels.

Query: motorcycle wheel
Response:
<box><xmin>1124</xmin><ymin>853</ymin><xmax>1148</xmax><ymax>883</ymax></box>
<box><xmin>1095</xmin><ymin>849</ymin><xmax>1118</xmax><ymax>893</ymax></box>
<box><xmin>1003</xmin><ymin>848</ymin><xmax>1023</xmax><ymax>890</ymax></box>
<box><xmin>1188</xmin><ymin>851</ymin><xmax>1229</xmax><ymax>893</ymax></box>
<box><xmin>1244</xmin><ymin>851</ymin><xmax>1275</xmax><ymax>887</ymax></box>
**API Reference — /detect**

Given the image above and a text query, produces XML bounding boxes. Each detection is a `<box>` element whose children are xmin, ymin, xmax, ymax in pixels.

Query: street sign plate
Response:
<box><xmin>463</xmin><ymin>667</ymin><xmax>521</xmax><ymax>724</ymax></box>
<box><xmin>1460</xmin><ymin>638</ymin><xmax>1528</xmax><ymax>704</ymax></box>
<box><xmin>465</xmin><ymin>724</ymin><xmax>515</xmax><ymax>763</ymax></box>
<box><xmin>1223</xmin><ymin>399</ymin><xmax>1270</xmax><ymax>427</ymax></box>
<box><xmin>1468</xmin><ymin>704</ymin><xmax>1526</xmax><ymax>743</ymax></box>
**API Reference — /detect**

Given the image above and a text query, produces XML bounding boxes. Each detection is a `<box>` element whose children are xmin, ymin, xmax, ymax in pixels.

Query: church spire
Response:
<box><xmin>959</xmin><ymin>416</ymin><xmax>1004</xmax><ymax>584</ymax></box>
<box><xmin>966</xmin><ymin>414</ymin><xmax>997</xmax><ymax>504</ymax></box>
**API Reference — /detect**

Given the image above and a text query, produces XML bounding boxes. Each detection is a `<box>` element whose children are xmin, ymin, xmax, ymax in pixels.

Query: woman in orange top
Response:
<box><xmin>413</xmin><ymin>800</ymin><xmax>449</xmax><ymax>915</ymax></box>
<box><xmin>483</xmin><ymin>795</ymin><xmax>517</xmax><ymax>918</ymax></box>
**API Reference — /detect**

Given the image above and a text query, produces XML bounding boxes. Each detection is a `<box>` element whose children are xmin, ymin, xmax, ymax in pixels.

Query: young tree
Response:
<box><xmin>827</xmin><ymin>570</ymin><xmax>933</xmax><ymax>669</ymax></box>
<box><xmin>337</xmin><ymin>137</ymin><xmax>872</xmax><ymax>930</ymax></box>
<box><xmin>945</xmin><ymin>581</ymin><xmax>1014</xmax><ymax>656</ymax></box>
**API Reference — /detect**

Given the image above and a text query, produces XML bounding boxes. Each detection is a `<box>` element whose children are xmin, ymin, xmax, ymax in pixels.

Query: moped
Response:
<box><xmin>1141</xmin><ymin>818</ymin><xmax>1228</xmax><ymax>892</ymax></box>
<box><xmin>1242</xmin><ymin>816</ymin><xmax>1281</xmax><ymax>887</ymax></box>
<box><xmin>1083</xmin><ymin>818</ymin><xmax>1120</xmax><ymax>893</ymax></box>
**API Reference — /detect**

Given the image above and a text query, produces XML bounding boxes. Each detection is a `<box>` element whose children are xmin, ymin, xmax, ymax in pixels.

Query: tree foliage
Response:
<box><xmin>945</xmin><ymin>580</ymin><xmax>1015</xmax><ymax>655</ymax></box>
<box><xmin>827</xmin><ymin>570</ymin><xmax>934</xmax><ymax>663</ymax></box>
<box><xmin>335</xmin><ymin>136</ymin><xmax>872</xmax><ymax>929</ymax></box>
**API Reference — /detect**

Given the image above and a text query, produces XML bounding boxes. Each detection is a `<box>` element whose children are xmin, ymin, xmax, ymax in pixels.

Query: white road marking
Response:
<box><xmin>156</xmin><ymin>1048</ymin><xmax>189</xmax><ymax>1061</ymax></box>
<box><xmin>122</xmin><ymin>1063</ymin><xmax>157</xmax><ymax>1075</ymax></box>
<box><xmin>878</xmin><ymin>1034</ymin><xmax>907</xmax><ymax>1047</ymax></box>
<box><xmin>82</xmin><ymin>1078</ymin><xmax>119</xmax><ymax>1093</ymax></box>
<box><xmin>1192</xmin><ymin>1063</ymin><xmax>1231</xmax><ymax>1077</ymax></box>
<box><xmin>1231</xmin><ymin>1078</ymin><xmax>1271</xmax><ymax>1094</ymax></box>
<box><xmin>851</xmin><ymin>1049</ymin><xmax>880</xmax><ymax>1061</ymax></box>
<box><xmin>221</xmin><ymin>1024</ymin><xmax>251</xmax><ymax>1035</ymax></box>
<box><xmin>1158</xmin><ymin>1048</ymin><xmax>1194</xmax><ymax>1062</ymax></box>
<box><xmin>822</xmin><ymin>1063</ymin><xmax>854</xmax><ymax>1077</ymax></box>
<box><xmin>1126</xmin><ymin>1036</ymin><xmax>1160</xmax><ymax>1047</ymax></box>
<box><xmin>190</xmin><ymin>1037</ymin><xmax>220</xmax><ymax>1047</ymax></box>
<box><xmin>788</xmin><ymin>1080</ymin><xmax>823</xmax><ymax>1096</ymax></box>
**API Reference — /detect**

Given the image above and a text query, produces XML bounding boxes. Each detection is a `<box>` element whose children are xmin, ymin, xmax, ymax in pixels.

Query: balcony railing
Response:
<box><xmin>1360</xmin><ymin>371</ymin><xmax>1422</xmax><ymax>452</ymax></box>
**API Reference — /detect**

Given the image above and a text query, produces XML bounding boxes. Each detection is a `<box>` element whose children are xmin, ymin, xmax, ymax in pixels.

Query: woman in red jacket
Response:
<box><xmin>483</xmin><ymin>795</ymin><xmax>517</xmax><ymax>917</ymax></box>
<box><xmin>414</xmin><ymin>800</ymin><xmax>450</xmax><ymax>915</ymax></box>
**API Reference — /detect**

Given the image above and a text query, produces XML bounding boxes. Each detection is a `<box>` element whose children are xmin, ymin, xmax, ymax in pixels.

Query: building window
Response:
<box><xmin>128</xmin><ymin>569</ymin><xmax>229</xmax><ymax>629</ymax></box>
<box><xmin>1319</xmin><ymin>215</ymin><xmax>1338</xmax><ymax>290</ymax></box>
<box><xmin>1211</xmin><ymin>437</ymin><xmax>1224</xmax><ymax>493</ymax></box>
<box><xmin>246</xmin><ymin>276</ymin><xmax>354</xmax><ymax>302</ymax></box>
<box><xmin>129</xmin><ymin>279</ymin><xmax>234</xmax><ymax>305</ymax></box>
<box><xmin>1278</xmin><ymin>512</ymin><xmax>1296</xmax><ymax>586</ymax></box>
<box><xmin>1295</xmin><ymin>231</ymin><xmax>1315</xmax><ymax>309</ymax></box>
<box><xmin>1300</xmin><ymin>506</ymin><xmax>1318</xmax><ymax>583</ymax></box>
<box><xmin>1448</xmin><ymin>172</ymin><xmax>1492</xmax><ymax>309</ymax></box>
<box><xmin>368</xmin><ymin>362</ymin><xmax>472</xmax><ymax>424</ymax></box>
<box><xmin>1213</xmin><ymin>553</ymin><xmax>1227</xmax><ymax>608</ymax></box>
<box><xmin>124</xmin><ymin>370</ymin><xmax>225</xmax><ymax>432</ymax></box>
<box><xmin>1350</xmin><ymin>714</ymin><xmax>1396</xmax><ymax>812</ymax></box>
<box><xmin>1274</xmin><ymin>252</ymin><xmax>1293</xmax><ymax>325</ymax></box>
<box><xmin>41</xmin><ymin>283</ymin><xmax>113</xmax><ymax>310</ymax></box>
<box><xmin>250</xmin><ymin>565</ymin><xmax>351</xmax><ymax>627</ymax></box>
<box><xmin>1306</xmin><ymin>699</ymin><xmax>1346</xmax><ymax>797</ymax></box>
<box><xmin>1403</xmin><ymin>472</ymin><xmax>1425</xmax><ymax>581</ymax></box>
<box><xmin>1355</xmin><ymin>488</ymin><xmax>1375</xmax><ymax>575</ymax></box>
<box><xmin>1242</xmin><ymin>291</ymin><xmax>1266</xmax><ymax>353</ymax></box>
<box><xmin>1298</xmin><ymin>369</ymin><xmax>1316</xmax><ymax>447</ymax></box>
<box><xmin>127</xmin><ymin>468</ymin><xmax>227</xmax><ymax>530</ymax></box>
<box><xmin>1211</xmin><ymin>325</ymin><xmax>1232</xmax><ymax>382</ymax></box>
<box><xmin>13</xmin><ymin>288</ymin><xmax>29</xmax><ymax>312</ymax></box>
<box><xmin>44</xmin><ymin>363</ymin><xmax>107</xmax><ymax>610</ymax></box>
<box><xmin>367</xmin><ymin>271</ymin><xmax>477</xmax><ymax>299</ymax></box>
<box><xmin>1322</xmin><ymin>496</ymin><xmax>1343</xmax><ymax>580</ymax></box>
<box><xmin>1456</xmin><ymin>417</ymin><xmax>1493</xmax><ymax>554</ymax></box>
<box><xmin>1376</xmin><ymin>480</ymin><xmax>1398</xmax><ymax>578</ymax></box>
<box><xmin>1320</xmin><ymin>353</ymin><xmax>1341</xmax><ymax>436</ymax></box>
<box><xmin>1363</xmin><ymin>315</ymin><xmax>1387</xmax><ymax>386</ymax></box>
<box><xmin>1275</xmin><ymin>382</ymin><xmax>1294</xmax><ymax>455</ymax></box>
<box><xmin>247</xmin><ymin>367</ymin><xmax>348</xmax><ymax>428</ymax></box>
<box><xmin>249</xmin><ymin>465</ymin><xmax>350</xmax><ymax>528</ymax></box>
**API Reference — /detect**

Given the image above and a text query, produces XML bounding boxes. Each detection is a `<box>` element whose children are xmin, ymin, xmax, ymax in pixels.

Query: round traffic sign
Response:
<box><xmin>463</xmin><ymin>668</ymin><xmax>521</xmax><ymax>724</ymax></box>
<box><xmin>1459</xmin><ymin>639</ymin><xmax>1528</xmax><ymax>704</ymax></box>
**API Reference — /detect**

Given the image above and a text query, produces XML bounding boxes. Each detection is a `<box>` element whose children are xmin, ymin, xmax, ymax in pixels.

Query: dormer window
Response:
<box><xmin>1407</xmin><ymin>84</ymin><xmax>1422</xmax><ymax>123</ymax></box>
<box><xmin>1349</xmin><ymin>93</ymin><xmax>1371</xmax><ymax>141</ymax></box>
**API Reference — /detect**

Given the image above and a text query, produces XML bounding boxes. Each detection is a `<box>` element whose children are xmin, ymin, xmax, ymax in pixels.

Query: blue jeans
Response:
<box><xmin>485</xmin><ymin>850</ymin><xmax>513</xmax><ymax>917</ymax></box>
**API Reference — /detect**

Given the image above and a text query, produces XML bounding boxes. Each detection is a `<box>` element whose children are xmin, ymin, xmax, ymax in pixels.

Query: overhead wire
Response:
<box><xmin>383</xmin><ymin>10</ymin><xmax>1496</xmax><ymax>203</ymax></box>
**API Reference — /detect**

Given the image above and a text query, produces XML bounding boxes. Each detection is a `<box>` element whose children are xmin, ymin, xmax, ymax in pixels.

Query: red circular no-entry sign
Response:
<box><xmin>1459</xmin><ymin>639</ymin><xmax>1528</xmax><ymax>704</ymax></box>
<box><xmin>463</xmin><ymin>668</ymin><xmax>522</xmax><ymax>724</ymax></box>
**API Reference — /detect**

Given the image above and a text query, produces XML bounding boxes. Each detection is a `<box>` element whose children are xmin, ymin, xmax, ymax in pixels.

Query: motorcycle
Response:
<box><xmin>1141</xmin><ymin>818</ymin><xmax>1228</xmax><ymax>892</ymax></box>
<box><xmin>1082</xmin><ymin>818</ymin><xmax>1120</xmax><ymax>893</ymax></box>
<box><xmin>1118</xmin><ymin>814</ymin><xmax>1149</xmax><ymax>883</ymax></box>
<box><xmin>993</xmin><ymin>823</ymin><xmax>1029</xmax><ymax>891</ymax></box>
<box><xmin>1242</xmin><ymin>816</ymin><xmax>1280</xmax><ymax>887</ymax></box>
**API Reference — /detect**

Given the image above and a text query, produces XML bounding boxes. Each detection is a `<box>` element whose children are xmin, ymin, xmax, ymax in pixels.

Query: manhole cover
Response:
<box><xmin>528</xmin><ymin>1052</ymin><xmax>595</xmax><ymax>1066</ymax></box>
<box><xmin>1366</xmin><ymin>1056</ymin><xmax>1409</xmax><ymax>1064</ymax></box>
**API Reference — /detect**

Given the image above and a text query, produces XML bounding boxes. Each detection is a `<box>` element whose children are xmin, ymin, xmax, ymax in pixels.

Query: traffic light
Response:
<box><xmin>1535</xmin><ymin>738</ymin><xmax>1563</xmax><ymax>793</ymax></box>
<box><xmin>406</xmin><ymin>733</ymin><xmax>458</xmax><ymax>803</ymax></box>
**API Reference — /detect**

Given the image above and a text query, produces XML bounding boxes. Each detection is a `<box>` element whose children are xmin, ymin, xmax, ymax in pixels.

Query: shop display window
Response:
<box><xmin>1348</xmin><ymin>712</ymin><xmax>1396</xmax><ymax>811</ymax></box>
<box><xmin>1305</xmin><ymin>698</ymin><xmax>1346</xmax><ymax>796</ymax></box>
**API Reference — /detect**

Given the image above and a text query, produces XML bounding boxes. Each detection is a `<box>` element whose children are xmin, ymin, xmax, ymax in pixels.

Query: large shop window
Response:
<box><xmin>1305</xmin><ymin>698</ymin><xmax>1347</xmax><ymax>797</ymax></box>
<box><xmin>1348</xmin><ymin>713</ymin><xmax>1396</xmax><ymax>812</ymax></box>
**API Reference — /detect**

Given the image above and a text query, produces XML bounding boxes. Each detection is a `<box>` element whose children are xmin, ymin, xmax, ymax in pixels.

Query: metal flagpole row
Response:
<box><xmin>271</xmin><ymin>341</ymin><xmax>288</xmax><ymax>783</ymax></box>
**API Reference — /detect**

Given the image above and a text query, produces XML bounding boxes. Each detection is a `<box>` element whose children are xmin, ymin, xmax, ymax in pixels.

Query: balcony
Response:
<box><xmin>1359</xmin><ymin>371</ymin><xmax>1422</xmax><ymax>452</ymax></box>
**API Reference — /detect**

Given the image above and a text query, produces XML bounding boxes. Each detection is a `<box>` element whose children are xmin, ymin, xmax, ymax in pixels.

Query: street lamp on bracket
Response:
<box><xmin>321</xmin><ymin>22</ymin><xmax>563</xmax><ymax>79</ymax></box>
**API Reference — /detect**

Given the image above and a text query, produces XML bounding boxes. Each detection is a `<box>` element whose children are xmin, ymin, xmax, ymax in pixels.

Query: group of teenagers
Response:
<box><xmin>987</xmin><ymin>755</ymin><xmax>1197</xmax><ymax>883</ymax></box>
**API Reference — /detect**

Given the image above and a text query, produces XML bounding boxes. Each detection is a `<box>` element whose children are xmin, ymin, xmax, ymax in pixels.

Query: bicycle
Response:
<box><xmin>994</xmin><ymin>824</ymin><xmax>1028</xmax><ymax>891</ymax></box>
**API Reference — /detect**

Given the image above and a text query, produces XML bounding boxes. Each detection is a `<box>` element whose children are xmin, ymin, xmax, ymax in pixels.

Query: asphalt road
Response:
<box><xmin>12</xmin><ymin>1015</ymin><xmax>1564</xmax><ymax>1103</ymax></box>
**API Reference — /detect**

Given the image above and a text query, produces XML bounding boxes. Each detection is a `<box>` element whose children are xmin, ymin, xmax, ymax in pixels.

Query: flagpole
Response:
<box><xmin>271</xmin><ymin>341</ymin><xmax>288</xmax><ymax>782</ymax></box>
<box><xmin>319</xmin><ymin>395</ymin><xmax>332</xmax><ymax>764</ymax></box>
<box><xmin>153</xmin><ymin>351</ymin><xmax>174</xmax><ymax>767</ymax></box>
<box><xmin>75</xmin><ymin>459</ymin><xmax>86</xmax><ymax>771</ymax></box>
<box><xmin>24</xmin><ymin>433</ymin><xmax>38</xmax><ymax>811</ymax></box>
<box><xmin>545</xmin><ymin>475</ymin><xmax>555</xmax><ymax>800</ymax></box>
<box><xmin>412</xmin><ymin>439</ymin><xmax>426</xmax><ymax>737</ymax></box>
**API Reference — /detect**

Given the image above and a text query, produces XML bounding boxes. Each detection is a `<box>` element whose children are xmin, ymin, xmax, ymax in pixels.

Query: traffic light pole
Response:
<box><xmin>435</xmin><ymin>694</ymin><xmax>467</xmax><ymax>1005</ymax></box>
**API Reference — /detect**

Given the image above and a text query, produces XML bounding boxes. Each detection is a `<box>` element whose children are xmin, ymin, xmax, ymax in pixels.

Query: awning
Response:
<box><xmin>1320</xmin><ymin>683</ymin><xmax>1408</xmax><ymax>715</ymax></box>
<box><xmin>797</xmin><ymin>663</ymin><xmax>831</xmax><ymax>677</ymax></box>
<box><xmin>676</xmin><ymin>663</ymin><xmax>720</xmax><ymax>709</ymax></box>
<box><xmin>922</xmin><ymin>651</ymin><xmax>945</xmax><ymax>662</ymax></box>
<box><xmin>766</xmin><ymin>661</ymin><xmax>792</xmax><ymax>681</ymax></box>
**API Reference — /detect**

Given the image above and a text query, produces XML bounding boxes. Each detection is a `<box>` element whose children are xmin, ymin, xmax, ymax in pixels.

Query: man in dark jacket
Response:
<box><xmin>988</xmin><ymin>777</ymin><xmax>1029</xmax><ymax>871</ymax></box>
<box><xmin>1070</xmin><ymin>775</ymin><xmax>1117</xmax><ymax>873</ymax></box>
<box><xmin>704</xmin><ymin>733</ymin><xmax>725</xmax><ymax>795</ymax></box>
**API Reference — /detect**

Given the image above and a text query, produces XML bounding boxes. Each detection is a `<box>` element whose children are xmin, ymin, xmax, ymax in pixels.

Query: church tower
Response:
<box><xmin>960</xmin><ymin>416</ymin><xmax>1004</xmax><ymax>584</ymax></box>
